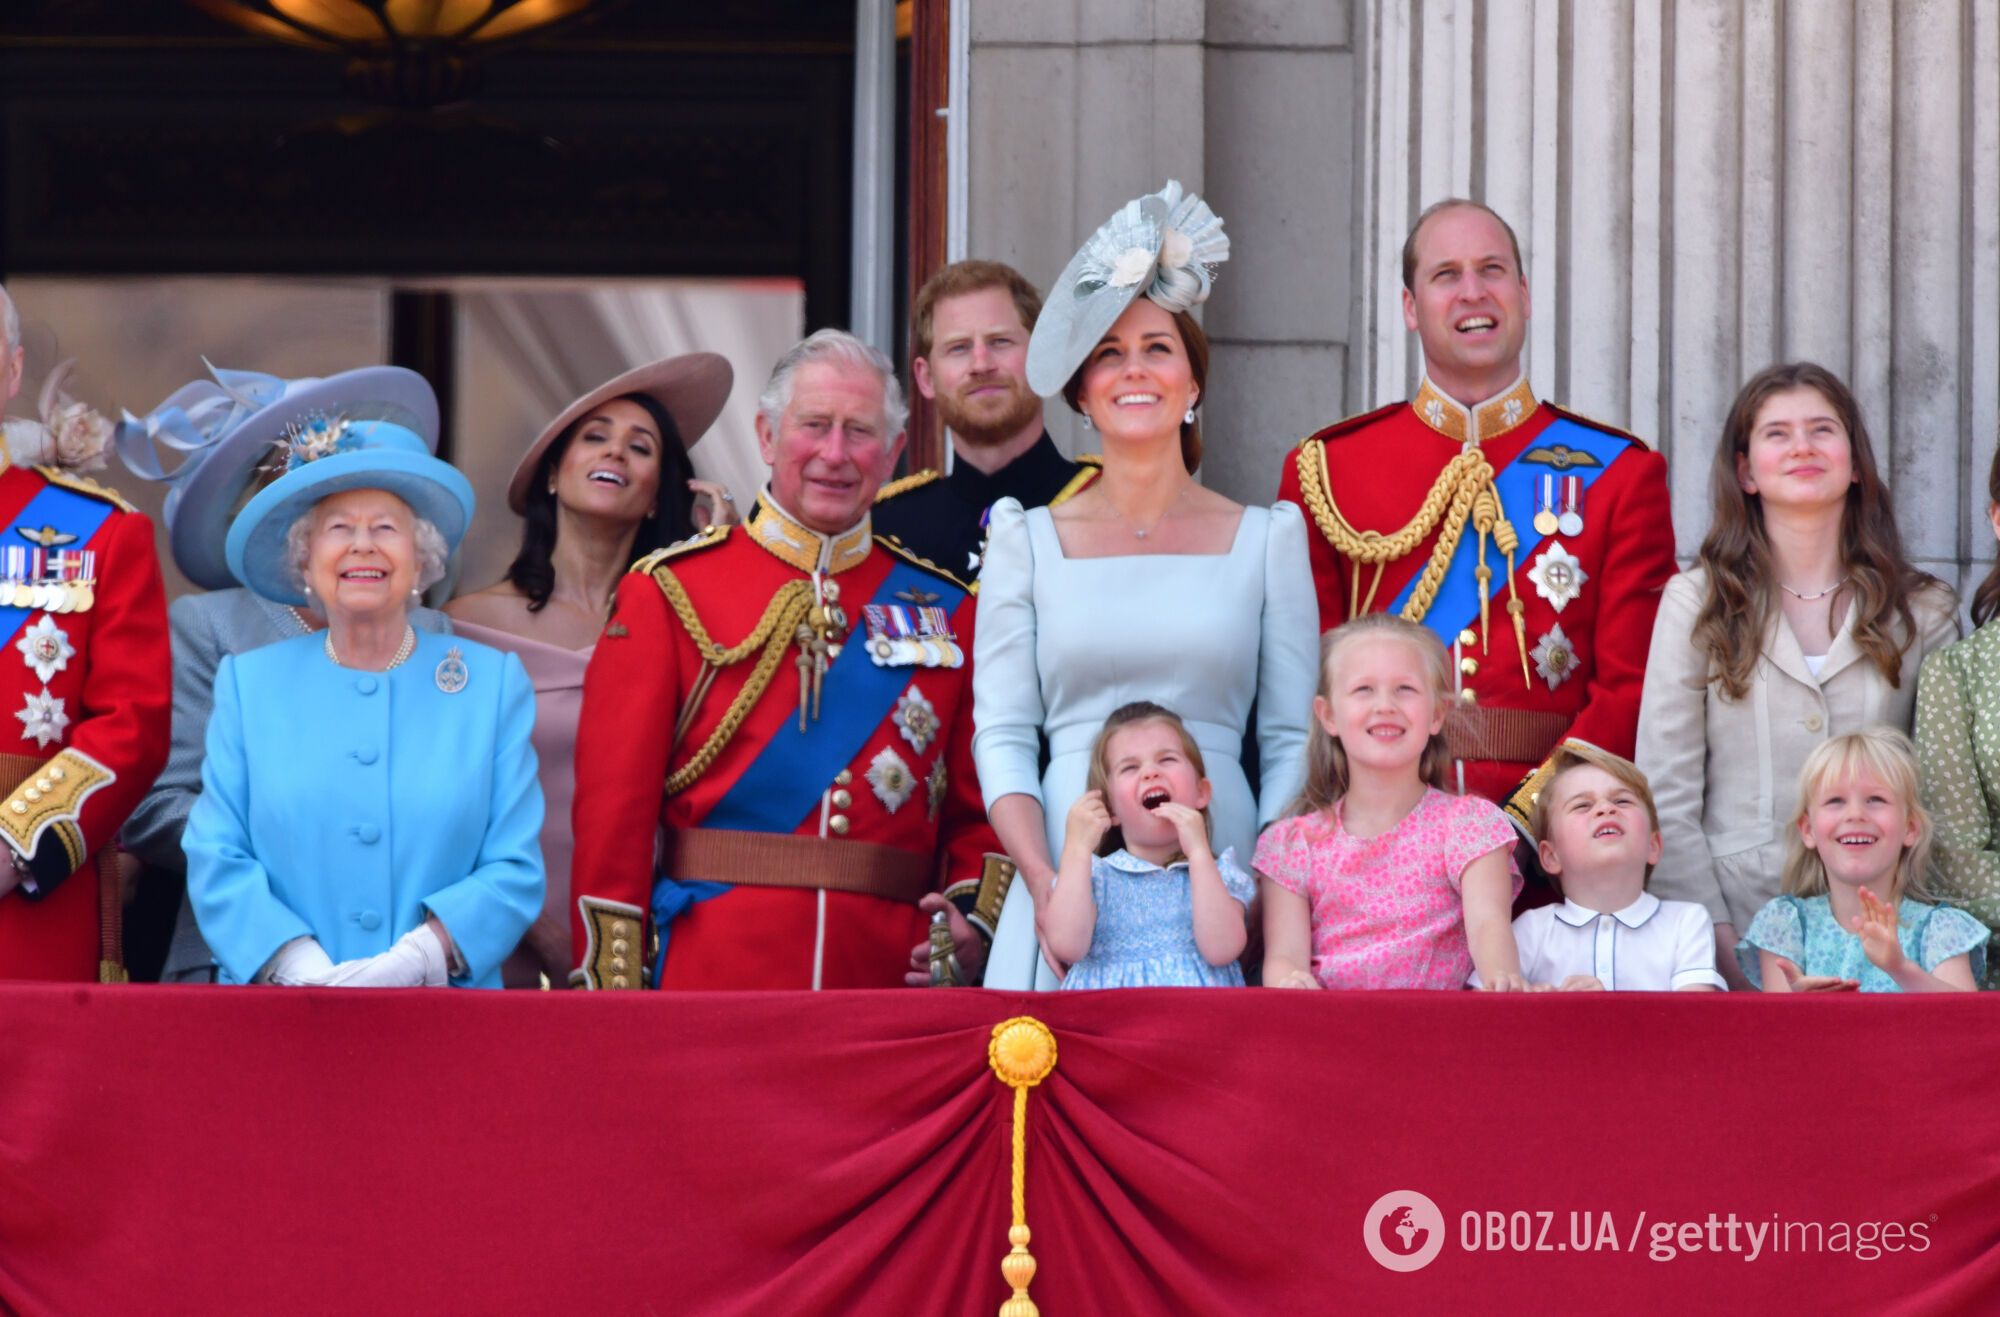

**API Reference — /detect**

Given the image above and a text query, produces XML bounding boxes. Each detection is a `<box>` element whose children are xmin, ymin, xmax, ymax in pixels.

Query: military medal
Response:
<box><xmin>1532</xmin><ymin>474</ymin><xmax>1560</xmax><ymax>537</ymax></box>
<box><xmin>927</xmin><ymin>759</ymin><xmax>947</xmax><ymax>822</ymax></box>
<box><xmin>16</xmin><ymin>615</ymin><xmax>73</xmax><ymax>683</ymax></box>
<box><xmin>15</xmin><ymin>686</ymin><xmax>68</xmax><ymax>748</ymax></box>
<box><xmin>862</xmin><ymin>600</ymin><xmax>963</xmax><ymax>669</ymax></box>
<box><xmin>894</xmin><ymin>685</ymin><xmax>939</xmax><ymax>754</ymax></box>
<box><xmin>866</xmin><ymin>745</ymin><xmax>917</xmax><ymax>813</ymax></box>
<box><xmin>1531</xmin><ymin>623</ymin><xmax>1579</xmax><ymax>691</ymax></box>
<box><xmin>1527</xmin><ymin>542</ymin><xmax>1588</xmax><ymax>613</ymax></box>
<box><xmin>434</xmin><ymin>645</ymin><xmax>468</xmax><ymax>694</ymax></box>
<box><xmin>1557</xmin><ymin>475</ymin><xmax>1585</xmax><ymax>536</ymax></box>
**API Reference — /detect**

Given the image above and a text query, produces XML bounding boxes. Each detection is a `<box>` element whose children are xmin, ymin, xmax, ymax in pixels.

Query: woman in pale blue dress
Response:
<box><xmin>974</xmin><ymin>181</ymin><xmax>1317</xmax><ymax>989</ymax></box>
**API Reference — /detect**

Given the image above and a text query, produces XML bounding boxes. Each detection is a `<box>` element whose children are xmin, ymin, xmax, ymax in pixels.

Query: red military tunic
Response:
<box><xmin>570</xmin><ymin>492</ymin><xmax>1004</xmax><ymax>989</ymax></box>
<box><xmin>0</xmin><ymin>460</ymin><xmax>171</xmax><ymax>980</ymax></box>
<box><xmin>1277</xmin><ymin>375</ymin><xmax>1676</xmax><ymax>819</ymax></box>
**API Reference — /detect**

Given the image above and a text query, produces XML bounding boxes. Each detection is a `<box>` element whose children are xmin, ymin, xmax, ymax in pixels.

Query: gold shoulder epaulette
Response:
<box><xmin>1048</xmin><ymin>454</ymin><xmax>1102</xmax><ymax>508</ymax></box>
<box><xmin>874</xmin><ymin>467</ymin><xmax>943</xmax><ymax>502</ymax></box>
<box><xmin>630</xmin><ymin>524</ymin><xmax>730</xmax><ymax>575</ymax></box>
<box><xmin>35</xmin><ymin>466</ymin><xmax>136</xmax><ymax>513</ymax></box>
<box><xmin>1541</xmin><ymin>402</ymin><xmax>1650</xmax><ymax>451</ymax></box>
<box><xmin>874</xmin><ymin>535</ymin><xmax>971</xmax><ymax>593</ymax></box>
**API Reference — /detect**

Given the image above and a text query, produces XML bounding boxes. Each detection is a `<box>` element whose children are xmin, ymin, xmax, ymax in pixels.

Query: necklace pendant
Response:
<box><xmin>1134</xmin><ymin>528</ymin><xmax>1147</xmax><ymax>539</ymax></box>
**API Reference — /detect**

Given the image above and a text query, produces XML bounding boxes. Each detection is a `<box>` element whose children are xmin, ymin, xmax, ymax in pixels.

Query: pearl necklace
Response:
<box><xmin>324</xmin><ymin>624</ymin><xmax>417</xmax><ymax>671</ymax></box>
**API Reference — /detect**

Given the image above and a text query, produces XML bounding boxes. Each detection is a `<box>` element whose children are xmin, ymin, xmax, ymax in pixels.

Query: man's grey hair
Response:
<box><xmin>0</xmin><ymin>286</ymin><xmax>19</xmax><ymax>356</ymax></box>
<box><xmin>757</xmin><ymin>328</ymin><xmax>908</xmax><ymax>438</ymax></box>
<box><xmin>284</xmin><ymin>495</ymin><xmax>449</xmax><ymax>597</ymax></box>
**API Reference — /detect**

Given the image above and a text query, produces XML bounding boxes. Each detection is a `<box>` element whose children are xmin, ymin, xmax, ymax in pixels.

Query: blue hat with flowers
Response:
<box><xmin>1025</xmin><ymin>180</ymin><xmax>1231</xmax><ymax>398</ymax></box>
<box><xmin>224</xmin><ymin>413</ymin><xmax>475</xmax><ymax>606</ymax></box>
<box><xmin>116</xmin><ymin>363</ymin><xmax>440</xmax><ymax>590</ymax></box>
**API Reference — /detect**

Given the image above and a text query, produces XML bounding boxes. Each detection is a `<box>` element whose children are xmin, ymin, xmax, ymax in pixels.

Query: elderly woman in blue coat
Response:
<box><xmin>183</xmin><ymin>417</ymin><xmax>544</xmax><ymax>987</ymax></box>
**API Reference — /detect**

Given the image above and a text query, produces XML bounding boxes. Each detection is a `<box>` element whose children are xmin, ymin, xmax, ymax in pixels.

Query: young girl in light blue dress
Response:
<box><xmin>1041</xmin><ymin>701</ymin><xmax>1254</xmax><ymax>989</ymax></box>
<box><xmin>1739</xmin><ymin>728</ymin><xmax>1985</xmax><ymax>993</ymax></box>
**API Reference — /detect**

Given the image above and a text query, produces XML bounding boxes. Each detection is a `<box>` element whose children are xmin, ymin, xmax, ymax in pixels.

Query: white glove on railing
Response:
<box><xmin>260</xmin><ymin>936</ymin><xmax>339</xmax><ymax>985</ymax></box>
<box><xmin>320</xmin><ymin>924</ymin><xmax>451</xmax><ymax>988</ymax></box>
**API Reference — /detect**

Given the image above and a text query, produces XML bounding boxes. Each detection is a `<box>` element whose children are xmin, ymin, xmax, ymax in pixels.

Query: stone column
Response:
<box><xmin>1357</xmin><ymin>0</ymin><xmax>2000</xmax><ymax>592</ymax></box>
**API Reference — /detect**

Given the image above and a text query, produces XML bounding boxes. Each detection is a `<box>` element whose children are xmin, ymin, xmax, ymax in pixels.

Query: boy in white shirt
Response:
<box><xmin>1475</xmin><ymin>743</ymin><xmax>1725</xmax><ymax>991</ymax></box>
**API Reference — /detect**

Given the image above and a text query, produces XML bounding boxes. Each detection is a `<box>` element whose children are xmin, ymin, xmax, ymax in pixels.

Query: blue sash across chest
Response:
<box><xmin>0</xmin><ymin>482</ymin><xmax>114</xmax><ymax>649</ymax></box>
<box><xmin>1386</xmin><ymin>417</ymin><xmax>1626</xmax><ymax>646</ymax></box>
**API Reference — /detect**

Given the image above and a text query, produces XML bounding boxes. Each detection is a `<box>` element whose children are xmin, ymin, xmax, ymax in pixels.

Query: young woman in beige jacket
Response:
<box><xmin>1636</xmin><ymin>362</ymin><xmax>1958</xmax><ymax>990</ymax></box>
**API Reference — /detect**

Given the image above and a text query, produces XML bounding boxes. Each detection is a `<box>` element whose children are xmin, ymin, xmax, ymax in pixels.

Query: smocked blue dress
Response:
<box><xmin>1059</xmin><ymin>847</ymin><xmax>1256</xmax><ymax>990</ymax></box>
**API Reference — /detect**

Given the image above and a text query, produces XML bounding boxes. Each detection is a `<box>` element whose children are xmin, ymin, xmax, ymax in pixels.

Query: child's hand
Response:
<box><xmin>1150</xmin><ymin>801</ymin><xmax>1211</xmax><ymax>859</ymax></box>
<box><xmin>1064</xmin><ymin>790</ymin><xmax>1112</xmax><ymax>855</ymax></box>
<box><xmin>1479</xmin><ymin>972</ymin><xmax>1531</xmax><ymax>992</ymax></box>
<box><xmin>1774</xmin><ymin>960</ymin><xmax>1859</xmax><ymax>993</ymax></box>
<box><xmin>1558</xmin><ymin>975</ymin><xmax>1605</xmax><ymax>992</ymax></box>
<box><xmin>1270</xmin><ymin>969</ymin><xmax>1321</xmax><ymax>990</ymax></box>
<box><xmin>1852</xmin><ymin>887</ymin><xmax>1905</xmax><ymax>973</ymax></box>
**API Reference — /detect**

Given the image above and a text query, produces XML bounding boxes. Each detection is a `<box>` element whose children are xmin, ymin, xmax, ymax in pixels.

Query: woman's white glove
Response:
<box><xmin>320</xmin><ymin>924</ymin><xmax>451</xmax><ymax>988</ymax></box>
<box><xmin>260</xmin><ymin>936</ymin><xmax>339</xmax><ymax>985</ymax></box>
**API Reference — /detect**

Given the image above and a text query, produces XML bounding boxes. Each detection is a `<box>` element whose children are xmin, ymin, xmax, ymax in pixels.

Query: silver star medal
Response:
<box><xmin>434</xmin><ymin>645</ymin><xmax>469</xmax><ymax>694</ymax></box>
<box><xmin>1526</xmin><ymin>542</ymin><xmax>1588</xmax><ymax>613</ymax></box>
<box><xmin>866</xmin><ymin>746</ymin><xmax>916</xmax><ymax>813</ymax></box>
<box><xmin>16</xmin><ymin>687</ymin><xmax>68</xmax><ymax>748</ymax></box>
<box><xmin>16</xmin><ymin>615</ymin><xmax>73</xmax><ymax>683</ymax></box>
<box><xmin>893</xmin><ymin>685</ymin><xmax>939</xmax><ymax>755</ymax></box>
<box><xmin>1531</xmin><ymin>624</ymin><xmax>1579</xmax><ymax>691</ymax></box>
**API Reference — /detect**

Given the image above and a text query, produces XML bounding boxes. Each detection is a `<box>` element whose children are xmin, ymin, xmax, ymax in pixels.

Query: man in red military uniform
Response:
<box><xmin>0</xmin><ymin>298</ymin><xmax>172</xmax><ymax>979</ymax></box>
<box><xmin>1278</xmin><ymin>199</ymin><xmax>1676</xmax><ymax>825</ymax></box>
<box><xmin>570</xmin><ymin>329</ymin><xmax>1009</xmax><ymax>990</ymax></box>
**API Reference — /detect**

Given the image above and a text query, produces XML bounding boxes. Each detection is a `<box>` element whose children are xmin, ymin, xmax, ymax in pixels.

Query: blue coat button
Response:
<box><xmin>355</xmin><ymin>823</ymin><xmax>382</xmax><ymax>844</ymax></box>
<box><xmin>358</xmin><ymin>910</ymin><xmax>383</xmax><ymax>931</ymax></box>
<box><xmin>354</xmin><ymin>747</ymin><xmax>380</xmax><ymax>765</ymax></box>
<box><xmin>356</xmin><ymin>676</ymin><xmax>379</xmax><ymax>695</ymax></box>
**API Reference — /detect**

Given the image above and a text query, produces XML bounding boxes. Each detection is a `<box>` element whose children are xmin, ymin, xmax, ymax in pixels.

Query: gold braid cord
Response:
<box><xmin>652</xmin><ymin>566</ymin><xmax>815</xmax><ymax>796</ymax></box>
<box><xmin>1293</xmin><ymin>439</ymin><xmax>1532</xmax><ymax>689</ymax></box>
<box><xmin>989</xmin><ymin>1017</ymin><xmax>1058</xmax><ymax>1317</ymax></box>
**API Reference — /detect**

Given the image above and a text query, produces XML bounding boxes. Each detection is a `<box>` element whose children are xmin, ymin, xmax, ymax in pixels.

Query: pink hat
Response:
<box><xmin>505</xmin><ymin>352</ymin><xmax>733</xmax><ymax>514</ymax></box>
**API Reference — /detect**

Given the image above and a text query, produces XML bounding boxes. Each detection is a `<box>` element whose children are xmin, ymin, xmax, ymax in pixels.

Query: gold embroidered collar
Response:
<box><xmin>1411</xmin><ymin>375</ymin><xmax>1538</xmax><ymax>444</ymax></box>
<box><xmin>751</xmin><ymin>489</ymin><xmax>873</xmax><ymax>575</ymax></box>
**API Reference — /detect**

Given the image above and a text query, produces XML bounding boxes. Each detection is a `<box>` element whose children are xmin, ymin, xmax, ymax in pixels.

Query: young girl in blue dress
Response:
<box><xmin>1043</xmin><ymin>701</ymin><xmax>1254</xmax><ymax>988</ymax></box>
<box><xmin>1739</xmin><ymin>728</ymin><xmax>1985</xmax><ymax>992</ymax></box>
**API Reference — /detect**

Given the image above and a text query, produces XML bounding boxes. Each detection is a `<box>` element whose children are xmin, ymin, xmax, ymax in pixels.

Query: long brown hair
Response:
<box><xmin>1083</xmin><ymin>701</ymin><xmax>1211</xmax><ymax>857</ymax></box>
<box><xmin>1061</xmin><ymin>307</ymin><xmax>1208</xmax><ymax>474</ymax></box>
<box><xmin>1973</xmin><ymin>444</ymin><xmax>2000</xmax><ymax>627</ymax></box>
<box><xmin>1287</xmin><ymin>615</ymin><xmax>1457</xmax><ymax>818</ymax></box>
<box><xmin>1690</xmin><ymin>362</ymin><xmax>1936</xmax><ymax>701</ymax></box>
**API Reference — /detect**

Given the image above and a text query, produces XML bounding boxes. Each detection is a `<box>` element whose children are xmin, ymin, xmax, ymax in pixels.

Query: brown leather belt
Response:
<box><xmin>1445</xmin><ymin>707</ymin><xmax>1571</xmax><ymax>765</ymax></box>
<box><xmin>660</xmin><ymin>828</ymin><xmax>934</xmax><ymax>905</ymax></box>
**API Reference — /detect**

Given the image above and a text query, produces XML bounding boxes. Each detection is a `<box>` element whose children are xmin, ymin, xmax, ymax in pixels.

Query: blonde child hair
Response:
<box><xmin>1287</xmin><ymin>614</ymin><xmax>1458</xmax><ymax>817</ymax></box>
<box><xmin>1780</xmin><ymin>727</ymin><xmax>1936</xmax><ymax>902</ymax></box>
<box><xmin>1529</xmin><ymin>742</ymin><xmax>1663</xmax><ymax>882</ymax></box>
<box><xmin>1083</xmin><ymin>700</ymin><xmax>1213</xmax><ymax>857</ymax></box>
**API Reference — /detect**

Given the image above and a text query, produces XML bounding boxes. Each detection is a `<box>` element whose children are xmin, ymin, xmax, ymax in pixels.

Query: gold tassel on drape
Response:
<box><xmin>988</xmin><ymin>1017</ymin><xmax>1058</xmax><ymax>1317</ymax></box>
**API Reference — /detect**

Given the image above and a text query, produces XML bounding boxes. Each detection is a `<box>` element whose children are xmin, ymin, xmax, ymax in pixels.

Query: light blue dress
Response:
<box><xmin>1060</xmin><ymin>847</ymin><xmax>1255</xmax><ymax>990</ymax></box>
<box><xmin>184</xmin><ymin>629</ymin><xmax>545</xmax><ymax>987</ymax></box>
<box><xmin>973</xmin><ymin>497</ymin><xmax>1318</xmax><ymax>990</ymax></box>
<box><xmin>1736</xmin><ymin>894</ymin><xmax>1989</xmax><ymax>992</ymax></box>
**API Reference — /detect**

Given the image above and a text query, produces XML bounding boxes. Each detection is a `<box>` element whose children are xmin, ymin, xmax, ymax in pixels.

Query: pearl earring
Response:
<box><xmin>1080</xmin><ymin>414</ymin><xmax>1093</xmax><ymax>430</ymax></box>
<box><xmin>1184</xmin><ymin>407</ymin><xmax>1196</xmax><ymax>425</ymax></box>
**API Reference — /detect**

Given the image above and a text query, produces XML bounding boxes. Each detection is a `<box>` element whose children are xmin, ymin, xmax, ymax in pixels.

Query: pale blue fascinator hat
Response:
<box><xmin>1024</xmin><ymin>179</ymin><xmax>1231</xmax><ymax>398</ymax></box>
<box><xmin>224</xmin><ymin>415</ymin><xmax>475</xmax><ymax>607</ymax></box>
<box><xmin>115</xmin><ymin>363</ymin><xmax>440</xmax><ymax>590</ymax></box>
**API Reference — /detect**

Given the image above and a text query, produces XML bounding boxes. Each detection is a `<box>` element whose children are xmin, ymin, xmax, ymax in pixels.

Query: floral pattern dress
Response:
<box><xmin>1914</xmin><ymin>625</ymin><xmax>2000</xmax><ymax>988</ymax></box>
<box><xmin>1252</xmin><ymin>788</ymin><xmax>1520</xmax><ymax>990</ymax></box>
<box><xmin>1058</xmin><ymin>847</ymin><xmax>1255</xmax><ymax>990</ymax></box>
<box><xmin>1736</xmin><ymin>894</ymin><xmax>1988</xmax><ymax>992</ymax></box>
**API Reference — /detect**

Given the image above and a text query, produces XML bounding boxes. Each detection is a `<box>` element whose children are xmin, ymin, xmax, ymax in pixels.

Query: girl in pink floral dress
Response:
<box><xmin>1257</xmin><ymin>615</ymin><xmax>1528</xmax><ymax>990</ymax></box>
